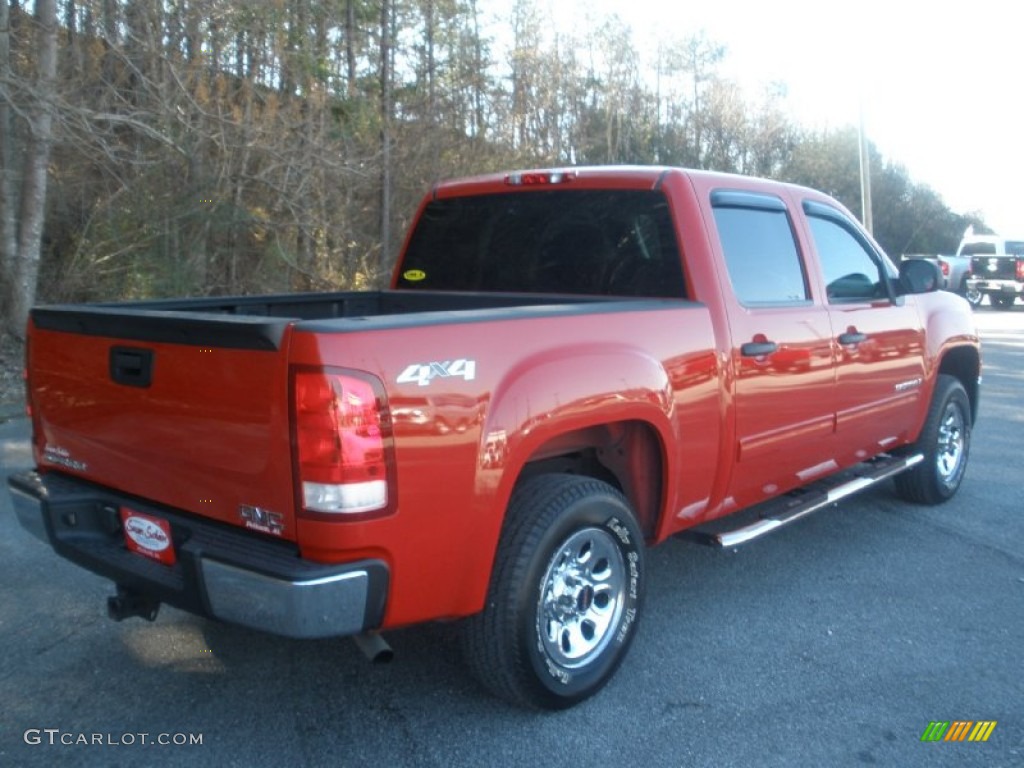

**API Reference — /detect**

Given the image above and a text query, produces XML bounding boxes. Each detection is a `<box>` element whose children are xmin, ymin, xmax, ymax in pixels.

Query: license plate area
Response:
<box><xmin>120</xmin><ymin>507</ymin><xmax>177</xmax><ymax>566</ymax></box>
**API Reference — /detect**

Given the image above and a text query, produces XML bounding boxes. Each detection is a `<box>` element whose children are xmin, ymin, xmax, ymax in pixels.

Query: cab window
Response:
<box><xmin>397</xmin><ymin>190</ymin><xmax>687</xmax><ymax>298</ymax></box>
<box><xmin>711</xmin><ymin>191</ymin><xmax>809</xmax><ymax>306</ymax></box>
<box><xmin>805</xmin><ymin>205</ymin><xmax>890</xmax><ymax>303</ymax></box>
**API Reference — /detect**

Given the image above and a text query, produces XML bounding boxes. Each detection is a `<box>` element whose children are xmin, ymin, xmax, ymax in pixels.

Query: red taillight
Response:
<box><xmin>293</xmin><ymin>369</ymin><xmax>393</xmax><ymax>517</ymax></box>
<box><xmin>1016</xmin><ymin>259</ymin><xmax>1024</xmax><ymax>281</ymax></box>
<box><xmin>938</xmin><ymin>258</ymin><xmax>950</xmax><ymax>277</ymax></box>
<box><xmin>505</xmin><ymin>171</ymin><xmax>576</xmax><ymax>186</ymax></box>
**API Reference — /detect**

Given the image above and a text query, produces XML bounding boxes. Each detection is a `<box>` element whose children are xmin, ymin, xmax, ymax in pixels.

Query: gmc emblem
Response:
<box><xmin>239</xmin><ymin>505</ymin><xmax>284</xmax><ymax>535</ymax></box>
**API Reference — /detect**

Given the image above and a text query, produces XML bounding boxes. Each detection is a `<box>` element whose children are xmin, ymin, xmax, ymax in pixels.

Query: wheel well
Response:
<box><xmin>517</xmin><ymin>421</ymin><xmax>664</xmax><ymax>541</ymax></box>
<box><xmin>938</xmin><ymin>346</ymin><xmax>981</xmax><ymax>424</ymax></box>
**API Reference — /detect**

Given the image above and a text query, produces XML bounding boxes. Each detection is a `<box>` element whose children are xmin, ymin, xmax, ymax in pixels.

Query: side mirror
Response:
<box><xmin>898</xmin><ymin>258</ymin><xmax>941</xmax><ymax>294</ymax></box>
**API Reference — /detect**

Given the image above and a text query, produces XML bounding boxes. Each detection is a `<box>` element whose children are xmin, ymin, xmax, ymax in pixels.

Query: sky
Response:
<box><xmin>482</xmin><ymin>0</ymin><xmax>1023</xmax><ymax>235</ymax></box>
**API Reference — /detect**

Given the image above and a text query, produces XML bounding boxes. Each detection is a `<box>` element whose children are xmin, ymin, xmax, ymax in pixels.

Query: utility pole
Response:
<box><xmin>858</xmin><ymin>102</ymin><xmax>873</xmax><ymax>234</ymax></box>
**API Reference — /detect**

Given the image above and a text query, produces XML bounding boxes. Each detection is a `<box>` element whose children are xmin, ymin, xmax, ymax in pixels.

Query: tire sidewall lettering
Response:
<box><xmin>528</xmin><ymin>503</ymin><xmax>644</xmax><ymax>693</ymax></box>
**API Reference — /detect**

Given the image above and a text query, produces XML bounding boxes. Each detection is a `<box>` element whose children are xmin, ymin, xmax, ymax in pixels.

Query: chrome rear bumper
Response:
<box><xmin>7</xmin><ymin>471</ymin><xmax>388</xmax><ymax>639</ymax></box>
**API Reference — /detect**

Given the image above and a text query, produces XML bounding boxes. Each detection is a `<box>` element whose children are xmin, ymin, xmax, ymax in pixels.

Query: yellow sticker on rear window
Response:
<box><xmin>403</xmin><ymin>269</ymin><xmax>427</xmax><ymax>282</ymax></box>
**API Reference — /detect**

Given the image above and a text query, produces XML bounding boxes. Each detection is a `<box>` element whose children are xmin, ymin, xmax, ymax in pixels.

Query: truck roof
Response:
<box><xmin>959</xmin><ymin>233</ymin><xmax>1024</xmax><ymax>243</ymax></box>
<box><xmin>429</xmin><ymin>165</ymin><xmax>826</xmax><ymax>200</ymax></box>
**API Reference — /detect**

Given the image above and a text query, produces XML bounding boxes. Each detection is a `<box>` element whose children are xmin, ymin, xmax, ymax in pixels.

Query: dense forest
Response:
<box><xmin>0</xmin><ymin>0</ymin><xmax>987</xmax><ymax>337</ymax></box>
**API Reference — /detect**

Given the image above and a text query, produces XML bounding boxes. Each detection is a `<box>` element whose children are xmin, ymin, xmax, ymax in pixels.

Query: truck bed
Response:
<box><xmin>31</xmin><ymin>290</ymin><xmax>625</xmax><ymax>350</ymax></box>
<box><xmin>26</xmin><ymin>290</ymin><xmax>700</xmax><ymax>544</ymax></box>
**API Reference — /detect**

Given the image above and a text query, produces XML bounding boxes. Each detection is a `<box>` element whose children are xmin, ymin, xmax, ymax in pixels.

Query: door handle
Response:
<box><xmin>740</xmin><ymin>341</ymin><xmax>778</xmax><ymax>357</ymax></box>
<box><xmin>838</xmin><ymin>332</ymin><xmax>867</xmax><ymax>345</ymax></box>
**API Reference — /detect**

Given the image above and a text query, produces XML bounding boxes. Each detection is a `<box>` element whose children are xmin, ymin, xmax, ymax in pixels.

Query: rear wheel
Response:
<box><xmin>894</xmin><ymin>375</ymin><xmax>971</xmax><ymax>504</ymax></box>
<box><xmin>462</xmin><ymin>474</ymin><xmax>644</xmax><ymax>709</ymax></box>
<box><xmin>990</xmin><ymin>294</ymin><xmax>1016</xmax><ymax>309</ymax></box>
<box><xmin>964</xmin><ymin>287</ymin><xmax>983</xmax><ymax>308</ymax></box>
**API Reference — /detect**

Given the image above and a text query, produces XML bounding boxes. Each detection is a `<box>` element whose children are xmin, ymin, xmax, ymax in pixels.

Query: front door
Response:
<box><xmin>801</xmin><ymin>201</ymin><xmax>926</xmax><ymax>460</ymax></box>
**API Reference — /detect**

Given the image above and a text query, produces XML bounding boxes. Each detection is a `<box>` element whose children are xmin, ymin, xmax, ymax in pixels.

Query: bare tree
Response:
<box><xmin>1</xmin><ymin>0</ymin><xmax>59</xmax><ymax>338</ymax></box>
<box><xmin>0</xmin><ymin>0</ymin><xmax>975</xmax><ymax>316</ymax></box>
<box><xmin>0</xmin><ymin>1</ymin><xmax>17</xmax><ymax>294</ymax></box>
<box><xmin>379</xmin><ymin>0</ymin><xmax>393</xmax><ymax>272</ymax></box>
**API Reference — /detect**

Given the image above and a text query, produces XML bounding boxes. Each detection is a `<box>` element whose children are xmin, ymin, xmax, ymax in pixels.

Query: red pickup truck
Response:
<box><xmin>8</xmin><ymin>167</ymin><xmax>980</xmax><ymax>709</ymax></box>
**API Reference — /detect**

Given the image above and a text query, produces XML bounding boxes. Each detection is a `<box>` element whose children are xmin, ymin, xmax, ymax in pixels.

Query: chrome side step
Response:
<box><xmin>689</xmin><ymin>453</ymin><xmax>924</xmax><ymax>548</ymax></box>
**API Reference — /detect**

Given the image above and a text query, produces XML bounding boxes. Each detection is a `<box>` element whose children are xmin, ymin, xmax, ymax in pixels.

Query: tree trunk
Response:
<box><xmin>470</xmin><ymin>0</ymin><xmax>484</xmax><ymax>141</ymax></box>
<box><xmin>2</xmin><ymin>0</ymin><xmax>58</xmax><ymax>338</ymax></box>
<box><xmin>345</xmin><ymin>0</ymin><xmax>357</xmax><ymax>98</ymax></box>
<box><xmin>0</xmin><ymin>0</ymin><xmax>19</xmax><ymax>292</ymax></box>
<box><xmin>425</xmin><ymin>0</ymin><xmax>435</xmax><ymax>122</ymax></box>
<box><xmin>379</xmin><ymin>0</ymin><xmax>392</xmax><ymax>274</ymax></box>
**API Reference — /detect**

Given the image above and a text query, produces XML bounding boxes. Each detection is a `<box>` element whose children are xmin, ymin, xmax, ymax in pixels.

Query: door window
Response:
<box><xmin>711</xmin><ymin>192</ymin><xmax>809</xmax><ymax>306</ymax></box>
<box><xmin>805</xmin><ymin>207</ymin><xmax>890</xmax><ymax>302</ymax></box>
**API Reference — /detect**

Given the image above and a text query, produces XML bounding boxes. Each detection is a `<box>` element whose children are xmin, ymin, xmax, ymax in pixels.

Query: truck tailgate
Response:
<box><xmin>27</xmin><ymin>308</ymin><xmax>298</xmax><ymax>541</ymax></box>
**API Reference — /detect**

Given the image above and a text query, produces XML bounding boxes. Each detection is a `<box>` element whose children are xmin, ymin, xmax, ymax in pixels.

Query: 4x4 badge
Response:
<box><xmin>397</xmin><ymin>359</ymin><xmax>477</xmax><ymax>387</ymax></box>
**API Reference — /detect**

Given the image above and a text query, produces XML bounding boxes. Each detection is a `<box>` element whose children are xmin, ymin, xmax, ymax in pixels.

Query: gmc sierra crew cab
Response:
<box><xmin>8</xmin><ymin>166</ymin><xmax>980</xmax><ymax>709</ymax></box>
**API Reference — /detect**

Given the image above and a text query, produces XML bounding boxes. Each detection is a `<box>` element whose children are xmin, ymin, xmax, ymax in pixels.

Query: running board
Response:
<box><xmin>688</xmin><ymin>453</ymin><xmax>925</xmax><ymax>548</ymax></box>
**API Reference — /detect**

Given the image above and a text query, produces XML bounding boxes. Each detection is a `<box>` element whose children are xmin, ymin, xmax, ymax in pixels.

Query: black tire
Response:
<box><xmin>462</xmin><ymin>474</ymin><xmax>645</xmax><ymax>709</ymax></box>
<box><xmin>894</xmin><ymin>374</ymin><xmax>971</xmax><ymax>504</ymax></box>
<box><xmin>991</xmin><ymin>295</ymin><xmax>1016</xmax><ymax>309</ymax></box>
<box><xmin>964</xmin><ymin>288</ymin><xmax>983</xmax><ymax>308</ymax></box>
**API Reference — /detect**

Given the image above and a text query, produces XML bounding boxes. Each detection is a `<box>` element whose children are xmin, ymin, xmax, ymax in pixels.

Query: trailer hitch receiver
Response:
<box><xmin>107</xmin><ymin>586</ymin><xmax>161</xmax><ymax>622</ymax></box>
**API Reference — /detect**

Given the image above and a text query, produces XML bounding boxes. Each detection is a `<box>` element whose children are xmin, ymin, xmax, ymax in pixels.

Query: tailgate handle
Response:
<box><xmin>110</xmin><ymin>347</ymin><xmax>154</xmax><ymax>388</ymax></box>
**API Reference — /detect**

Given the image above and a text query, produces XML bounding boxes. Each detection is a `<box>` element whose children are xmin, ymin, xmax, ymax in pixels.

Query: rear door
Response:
<box><xmin>709</xmin><ymin>191</ymin><xmax>836</xmax><ymax>509</ymax></box>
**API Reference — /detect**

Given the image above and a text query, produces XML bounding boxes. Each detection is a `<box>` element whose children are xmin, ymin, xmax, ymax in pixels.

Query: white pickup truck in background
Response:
<box><xmin>959</xmin><ymin>234</ymin><xmax>1024</xmax><ymax>309</ymax></box>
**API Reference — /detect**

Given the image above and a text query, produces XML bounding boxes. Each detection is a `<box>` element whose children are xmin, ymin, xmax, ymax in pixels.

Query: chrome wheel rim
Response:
<box><xmin>936</xmin><ymin>401</ymin><xmax>966</xmax><ymax>486</ymax></box>
<box><xmin>537</xmin><ymin>527</ymin><xmax>626</xmax><ymax>669</ymax></box>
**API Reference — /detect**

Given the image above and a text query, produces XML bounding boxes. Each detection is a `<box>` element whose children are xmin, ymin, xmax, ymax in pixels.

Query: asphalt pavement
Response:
<box><xmin>0</xmin><ymin>309</ymin><xmax>1021</xmax><ymax>767</ymax></box>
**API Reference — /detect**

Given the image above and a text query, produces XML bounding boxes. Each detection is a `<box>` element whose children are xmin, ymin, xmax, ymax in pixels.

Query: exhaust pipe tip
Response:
<box><xmin>352</xmin><ymin>632</ymin><xmax>394</xmax><ymax>664</ymax></box>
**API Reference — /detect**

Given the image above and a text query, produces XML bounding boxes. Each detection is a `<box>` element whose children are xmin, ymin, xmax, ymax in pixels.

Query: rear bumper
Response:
<box><xmin>7</xmin><ymin>471</ymin><xmax>388</xmax><ymax>639</ymax></box>
<box><xmin>966</xmin><ymin>277</ymin><xmax>1023</xmax><ymax>295</ymax></box>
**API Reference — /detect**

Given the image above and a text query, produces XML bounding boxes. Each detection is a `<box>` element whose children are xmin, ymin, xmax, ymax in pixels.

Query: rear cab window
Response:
<box><xmin>959</xmin><ymin>241</ymin><xmax>997</xmax><ymax>256</ymax></box>
<box><xmin>396</xmin><ymin>190</ymin><xmax>687</xmax><ymax>298</ymax></box>
<box><xmin>957</xmin><ymin>238</ymin><xmax>1024</xmax><ymax>257</ymax></box>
